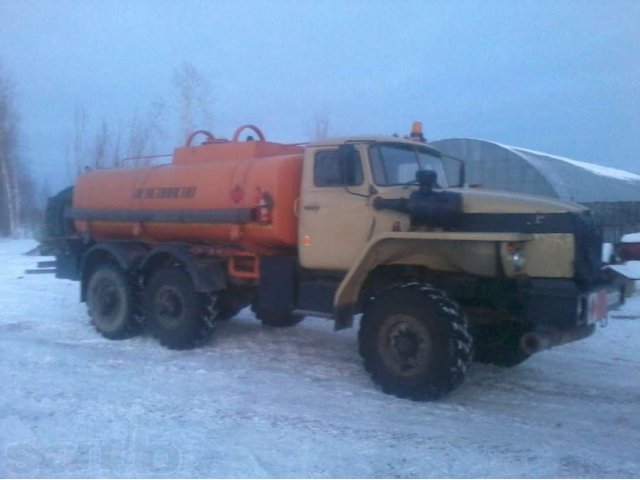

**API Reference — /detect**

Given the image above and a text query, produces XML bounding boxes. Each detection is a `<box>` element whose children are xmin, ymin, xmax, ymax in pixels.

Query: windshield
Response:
<box><xmin>369</xmin><ymin>143</ymin><xmax>448</xmax><ymax>187</ymax></box>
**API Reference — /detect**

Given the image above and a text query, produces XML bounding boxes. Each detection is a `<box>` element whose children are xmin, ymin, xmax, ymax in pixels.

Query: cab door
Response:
<box><xmin>298</xmin><ymin>145</ymin><xmax>373</xmax><ymax>271</ymax></box>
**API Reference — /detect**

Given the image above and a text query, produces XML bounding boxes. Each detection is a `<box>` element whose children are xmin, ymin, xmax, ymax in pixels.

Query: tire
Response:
<box><xmin>45</xmin><ymin>187</ymin><xmax>76</xmax><ymax>238</ymax></box>
<box><xmin>472</xmin><ymin>322</ymin><xmax>531</xmax><ymax>367</ymax></box>
<box><xmin>86</xmin><ymin>264</ymin><xmax>140</xmax><ymax>339</ymax></box>
<box><xmin>143</xmin><ymin>267</ymin><xmax>212</xmax><ymax>350</ymax></box>
<box><xmin>358</xmin><ymin>283</ymin><xmax>473</xmax><ymax>400</ymax></box>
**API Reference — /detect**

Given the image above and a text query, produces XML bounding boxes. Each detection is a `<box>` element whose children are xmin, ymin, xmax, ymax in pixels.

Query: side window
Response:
<box><xmin>314</xmin><ymin>149</ymin><xmax>364</xmax><ymax>187</ymax></box>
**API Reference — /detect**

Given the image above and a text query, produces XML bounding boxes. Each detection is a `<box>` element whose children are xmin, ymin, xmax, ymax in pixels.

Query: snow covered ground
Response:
<box><xmin>1</xmin><ymin>239</ymin><xmax>639</xmax><ymax>478</ymax></box>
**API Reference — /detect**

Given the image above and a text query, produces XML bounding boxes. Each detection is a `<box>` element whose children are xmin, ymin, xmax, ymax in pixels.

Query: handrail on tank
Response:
<box><xmin>186</xmin><ymin>130</ymin><xmax>218</xmax><ymax>146</ymax></box>
<box><xmin>185</xmin><ymin>125</ymin><xmax>267</xmax><ymax>146</ymax></box>
<box><xmin>181</xmin><ymin>124</ymin><xmax>305</xmax><ymax>151</ymax></box>
<box><xmin>232</xmin><ymin>124</ymin><xmax>266</xmax><ymax>142</ymax></box>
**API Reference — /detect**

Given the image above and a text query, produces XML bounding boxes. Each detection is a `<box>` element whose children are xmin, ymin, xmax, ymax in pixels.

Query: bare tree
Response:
<box><xmin>0</xmin><ymin>65</ymin><xmax>21</xmax><ymax>236</ymax></box>
<box><xmin>65</xmin><ymin>103</ymin><xmax>90</xmax><ymax>181</ymax></box>
<box><xmin>124</xmin><ymin>100</ymin><xmax>166</xmax><ymax>166</ymax></box>
<box><xmin>0</xmin><ymin>63</ymin><xmax>42</xmax><ymax>237</ymax></box>
<box><xmin>309</xmin><ymin>110</ymin><xmax>332</xmax><ymax>141</ymax></box>
<box><xmin>93</xmin><ymin>120</ymin><xmax>111</xmax><ymax>170</ymax></box>
<box><xmin>172</xmin><ymin>62</ymin><xmax>214</xmax><ymax>142</ymax></box>
<box><xmin>60</xmin><ymin>63</ymin><xmax>214</xmax><ymax>186</ymax></box>
<box><xmin>16</xmin><ymin>172</ymin><xmax>40</xmax><ymax>234</ymax></box>
<box><xmin>65</xmin><ymin>98</ymin><xmax>167</xmax><ymax>178</ymax></box>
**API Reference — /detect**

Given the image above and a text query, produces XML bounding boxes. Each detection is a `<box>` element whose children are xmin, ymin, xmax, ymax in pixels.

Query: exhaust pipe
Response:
<box><xmin>520</xmin><ymin>324</ymin><xmax>596</xmax><ymax>355</ymax></box>
<box><xmin>520</xmin><ymin>332</ymin><xmax>551</xmax><ymax>355</ymax></box>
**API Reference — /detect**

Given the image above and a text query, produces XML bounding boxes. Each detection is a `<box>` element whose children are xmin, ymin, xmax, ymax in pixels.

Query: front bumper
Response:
<box><xmin>520</xmin><ymin>278</ymin><xmax>625</xmax><ymax>329</ymax></box>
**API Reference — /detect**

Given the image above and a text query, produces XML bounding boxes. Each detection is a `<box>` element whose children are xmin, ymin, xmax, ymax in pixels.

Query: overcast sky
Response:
<box><xmin>1</xmin><ymin>0</ymin><xmax>639</xmax><ymax>191</ymax></box>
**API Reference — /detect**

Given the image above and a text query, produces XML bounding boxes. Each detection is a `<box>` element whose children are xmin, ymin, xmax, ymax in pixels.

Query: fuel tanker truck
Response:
<box><xmin>40</xmin><ymin>123</ymin><xmax>623</xmax><ymax>400</ymax></box>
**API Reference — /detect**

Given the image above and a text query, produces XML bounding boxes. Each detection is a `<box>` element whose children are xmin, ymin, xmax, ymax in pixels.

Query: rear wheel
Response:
<box><xmin>86</xmin><ymin>264</ymin><xmax>140</xmax><ymax>339</ymax></box>
<box><xmin>359</xmin><ymin>283</ymin><xmax>473</xmax><ymax>400</ymax></box>
<box><xmin>143</xmin><ymin>267</ymin><xmax>212</xmax><ymax>350</ymax></box>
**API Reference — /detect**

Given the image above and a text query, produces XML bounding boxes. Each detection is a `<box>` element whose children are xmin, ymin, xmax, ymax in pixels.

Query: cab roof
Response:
<box><xmin>309</xmin><ymin>135</ymin><xmax>430</xmax><ymax>148</ymax></box>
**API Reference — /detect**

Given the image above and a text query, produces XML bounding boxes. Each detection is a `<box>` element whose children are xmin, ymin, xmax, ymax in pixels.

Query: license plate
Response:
<box><xmin>587</xmin><ymin>289</ymin><xmax>608</xmax><ymax>324</ymax></box>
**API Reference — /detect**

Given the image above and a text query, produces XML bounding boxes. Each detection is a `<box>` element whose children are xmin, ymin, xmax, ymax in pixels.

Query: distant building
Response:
<box><xmin>432</xmin><ymin>138</ymin><xmax>640</xmax><ymax>243</ymax></box>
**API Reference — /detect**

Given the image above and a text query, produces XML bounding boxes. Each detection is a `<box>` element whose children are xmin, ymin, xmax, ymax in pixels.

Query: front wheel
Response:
<box><xmin>86</xmin><ymin>264</ymin><xmax>140</xmax><ymax>339</ymax></box>
<box><xmin>359</xmin><ymin>283</ymin><xmax>473</xmax><ymax>400</ymax></box>
<box><xmin>143</xmin><ymin>267</ymin><xmax>212</xmax><ymax>350</ymax></box>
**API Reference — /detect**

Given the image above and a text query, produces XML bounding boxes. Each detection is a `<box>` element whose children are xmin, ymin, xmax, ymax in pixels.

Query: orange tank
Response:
<box><xmin>72</xmin><ymin>126</ymin><xmax>304</xmax><ymax>254</ymax></box>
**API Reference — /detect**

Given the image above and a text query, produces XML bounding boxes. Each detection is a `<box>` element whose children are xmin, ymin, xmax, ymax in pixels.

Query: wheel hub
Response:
<box><xmin>93</xmin><ymin>281</ymin><xmax>121</xmax><ymax>321</ymax></box>
<box><xmin>155</xmin><ymin>288</ymin><xmax>184</xmax><ymax>328</ymax></box>
<box><xmin>379</xmin><ymin>315</ymin><xmax>432</xmax><ymax>376</ymax></box>
<box><xmin>392</xmin><ymin>327</ymin><xmax>422</xmax><ymax>359</ymax></box>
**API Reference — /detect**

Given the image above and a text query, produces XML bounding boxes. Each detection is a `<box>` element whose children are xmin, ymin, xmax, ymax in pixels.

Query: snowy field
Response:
<box><xmin>0</xmin><ymin>239</ymin><xmax>639</xmax><ymax>478</ymax></box>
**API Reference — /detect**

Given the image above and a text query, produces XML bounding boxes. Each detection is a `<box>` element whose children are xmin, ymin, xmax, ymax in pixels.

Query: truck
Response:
<box><xmin>39</xmin><ymin>123</ymin><xmax>624</xmax><ymax>400</ymax></box>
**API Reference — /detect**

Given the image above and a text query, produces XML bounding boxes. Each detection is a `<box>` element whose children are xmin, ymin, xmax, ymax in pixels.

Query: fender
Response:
<box><xmin>80</xmin><ymin>241</ymin><xmax>148</xmax><ymax>301</ymax></box>
<box><xmin>140</xmin><ymin>243</ymin><xmax>227</xmax><ymax>293</ymax></box>
<box><xmin>333</xmin><ymin>231</ymin><xmax>532</xmax><ymax>329</ymax></box>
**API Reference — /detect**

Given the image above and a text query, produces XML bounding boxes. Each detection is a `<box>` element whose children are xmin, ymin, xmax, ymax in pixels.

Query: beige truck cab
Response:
<box><xmin>290</xmin><ymin>134</ymin><xmax>622</xmax><ymax>399</ymax></box>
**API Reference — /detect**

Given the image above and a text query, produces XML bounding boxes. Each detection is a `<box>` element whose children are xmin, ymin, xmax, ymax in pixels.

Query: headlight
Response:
<box><xmin>505</xmin><ymin>242</ymin><xmax>526</xmax><ymax>273</ymax></box>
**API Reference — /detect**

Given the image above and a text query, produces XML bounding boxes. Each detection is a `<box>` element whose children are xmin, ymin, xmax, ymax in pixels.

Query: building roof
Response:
<box><xmin>430</xmin><ymin>138</ymin><xmax>640</xmax><ymax>203</ymax></box>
